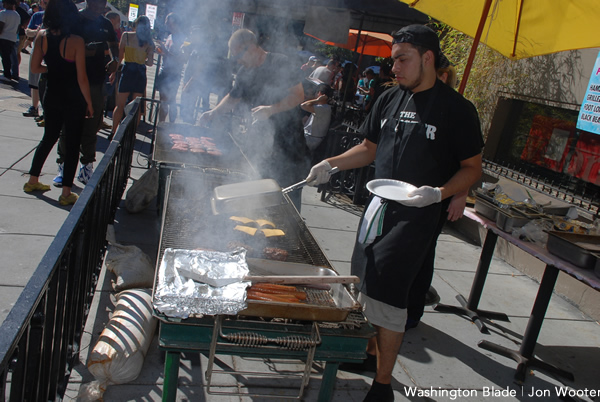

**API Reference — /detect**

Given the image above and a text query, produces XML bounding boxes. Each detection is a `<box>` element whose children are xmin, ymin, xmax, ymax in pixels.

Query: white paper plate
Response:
<box><xmin>366</xmin><ymin>179</ymin><xmax>417</xmax><ymax>202</ymax></box>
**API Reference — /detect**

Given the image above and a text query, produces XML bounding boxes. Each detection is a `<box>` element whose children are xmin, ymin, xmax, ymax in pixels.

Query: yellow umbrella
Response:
<box><xmin>399</xmin><ymin>0</ymin><xmax>600</xmax><ymax>93</ymax></box>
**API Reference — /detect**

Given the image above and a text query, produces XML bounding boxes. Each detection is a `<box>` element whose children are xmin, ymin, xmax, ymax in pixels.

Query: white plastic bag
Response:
<box><xmin>125</xmin><ymin>166</ymin><xmax>158</xmax><ymax>213</ymax></box>
<box><xmin>105</xmin><ymin>243</ymin><xmax>155</xmax><ymax>291</ymax></box>
<box><xmin>104</xmin><ymin>225</ymin><xmax>155</xmax><ymax>292</ymax></box>
<box><xmin>83</xmin><ymin>289</ymin><xmax>157</xmax><ymax>399</ymax></box>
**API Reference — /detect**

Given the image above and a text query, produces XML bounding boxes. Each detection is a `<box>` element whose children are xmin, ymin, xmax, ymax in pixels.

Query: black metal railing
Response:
<box><xmin>314</xmin><ymin>129</ymin><xmax>373</xmax><ymax>206</ymax></box>
<box><xmin>0</xmin><ymin>99</ymin><xmax>142</xmax><ymax>401</ymax></box>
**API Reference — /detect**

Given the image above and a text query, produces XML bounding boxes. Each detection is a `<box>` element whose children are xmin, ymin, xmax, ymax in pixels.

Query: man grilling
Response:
<box><xmin>199</xmin><ymin>29</ymin><xmax>309</xmax><ymax>211</ymax></box>
<box><xmin>306</xmin><ymin>25</ymin><xmax>483</xmax><ymax>401</ymax></box>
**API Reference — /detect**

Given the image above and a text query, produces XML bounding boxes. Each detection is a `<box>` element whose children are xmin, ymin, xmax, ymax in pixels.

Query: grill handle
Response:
<box><xmin>244</xmin><ymin>274</ymin><xmax>358</xmax><ymax>285</ymax></box>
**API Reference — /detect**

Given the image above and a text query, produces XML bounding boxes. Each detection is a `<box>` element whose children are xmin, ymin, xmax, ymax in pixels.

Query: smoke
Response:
<box><xmin>154</xmin><ymin>2</ymin><xmax>312</xmax><ymax>190</ymax></box>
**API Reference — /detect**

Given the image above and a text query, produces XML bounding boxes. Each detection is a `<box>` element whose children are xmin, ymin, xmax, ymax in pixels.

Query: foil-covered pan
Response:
<box><xmin>153</xmin><ymin>248</ymin><xmax>251</xmax><ymax>319</ymax></box>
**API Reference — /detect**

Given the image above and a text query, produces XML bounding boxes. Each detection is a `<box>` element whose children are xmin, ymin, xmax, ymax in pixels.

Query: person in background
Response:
<box><xmin>12</xmin><ymin>0</ymin><xmax>30</xmax><ymax>79</ymax></box>
<box><xmin>300</xmin><ymin>55</ymin><xmax>318</xmax><ymax>77</ymax></box>
<box><xmin>109</xmin><ymin>15</ymin><xmax>154</xmax><ymax>139</ymax></box>
<box><xmin>105</xmin><ymin>11</ymin><xmax>121</xmax><ymax>42</ymax></box>
<box><xmin>24</xmin><ymin>0</ymin><xmax>93</xmax><ymax>206</ymax></box>
<box><xmin>52</xmin><ymin>0</ymin><xmax>118</xmax><ymax>187</ymax></box>
<box><xmin>100</xmin><ymin>11</ymin><xmax>121</xmax><ymax>131</ymax></box>
<box><xmin>355</xmin><ymin>70</ymin><xmax>368</xmax><ymax>106</ymax></box>
<box><xmin>155</xmin><ymin>12</ymin><xmax>185</xmax><ymax>123</ymax></box>
<box><xmin>21</xmin><ymin>2</ymin><xmax>39</xmax><ymax>53</ymax></box>
<box><xmin>0</xmin><ymin>0</ymin><xmax>20</xmax><ymax>81</ymax></box>
<box><xmin>22</xmin><ymin>0</ymin><xmax>45</xmax><ymax>119</ymax></box>
<box><xmin>437</xmin><ymin>53</ymin><xmax>457</xmax><ymax>89</ymax></box>
<box><xmin>336</xmin><ymin>62</ymin><xmax>358</xmax><ymax>104</ymax></box>
<box><xmin>301</xmin><ymin>83</ymin><xmax>332</xmax><ymax>153</ymax></box>
<box><xmin>306</xmin><ymin>25</ymin><xmax>483</xmax><ymax>401</ymax></box>
<box><xmin>180</xmin><ymin>26</ymin><xmax>209</xmax><ymax>124</ymax></box>
<box><xmin>358</xmin><ymin>68</ymin><xmax>376</xmax><ymax>110</ymax></box>
<box><xmin>199</xmin><ymin>28</ymin><xmax>309</xmax><ymax>212</ymax></box>
<box><xmin>27</xmin><ymin>2</ymin><xmax>38</xmax><ymax>17</ymax></box>
<box><xmin>308</xmin><ymin>58</ymin><xmax>338</xmax><ymax>86</ymax></box>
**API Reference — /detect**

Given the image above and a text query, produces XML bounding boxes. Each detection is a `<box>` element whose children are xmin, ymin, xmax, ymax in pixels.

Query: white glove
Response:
<box><xmin>400</xmin><ymin>186</ymin><xmax>442</xmax><ymax>208</ymax></box>
<box><xmin>306</xmin><ymin>160</ymin><xmax>334</xmax><ymax>186</ymax></box>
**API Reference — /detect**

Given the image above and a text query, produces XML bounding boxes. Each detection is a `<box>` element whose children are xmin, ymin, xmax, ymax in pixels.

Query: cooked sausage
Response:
<box><xmin>247</xmin><ymin>290</ymin><xmax>301</xmax><ymax>303</ymax></box>
<box><xmin>250</xmin><ymin>285</ymin><xmax>307</xmax><ymax>300</ymax></box>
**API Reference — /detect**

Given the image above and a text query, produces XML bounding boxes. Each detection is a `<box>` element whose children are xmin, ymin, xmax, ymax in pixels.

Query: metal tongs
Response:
<box><xmin>282</xmin><ymin>167</ymin><xmax>339</xmax><ymax>194</ymax></box>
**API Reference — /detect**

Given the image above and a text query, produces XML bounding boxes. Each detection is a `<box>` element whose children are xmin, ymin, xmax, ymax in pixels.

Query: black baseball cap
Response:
<box><xmin>392</xmin><ymin>25</ymin><xmax>441</xmax><ymax>59</ymax></box>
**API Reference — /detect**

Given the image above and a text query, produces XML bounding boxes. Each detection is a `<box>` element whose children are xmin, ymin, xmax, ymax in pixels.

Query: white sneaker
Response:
<box><xmin>77</xmin><ymin>163</ymin><xmax>93</xmax><ymax>185</ymax></box>
<box><xmin>53</xmin><ymin>163</ymin><xmax>64</xmax><ymax>187</ymax></box>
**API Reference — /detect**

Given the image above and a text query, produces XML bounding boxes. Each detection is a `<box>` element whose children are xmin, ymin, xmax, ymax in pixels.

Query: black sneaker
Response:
<box><xmin>424</xmin><ymin>286</ymin><xmax>441</xmax><ymax>306</ymax></box>
<box><xmin>23</xmin><ymin>106</ymin><xmax>39</xmax><ymax>117</ymax></box>
<box><xmin>363</xmin><ymin>381</ymin><xmax>394</xmax><ymax>402</ymax></box>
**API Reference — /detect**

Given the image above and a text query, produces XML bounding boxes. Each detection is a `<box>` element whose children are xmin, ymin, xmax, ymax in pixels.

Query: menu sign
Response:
<box><xmin>577</xmin><ymin>51</ymin><xmax>600</xmax><ymax>135</ymax></box>
<box><xmin>146</xmin><ymin>4</ymin><xmax>157</xmax><ymax>29</ymax></box>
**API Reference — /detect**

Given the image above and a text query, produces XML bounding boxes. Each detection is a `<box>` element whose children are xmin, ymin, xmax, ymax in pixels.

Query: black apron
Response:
<box><xmin>351</xmin><ymin>87</ymin><xmax>443</xmax><ymax>309</ymax></box>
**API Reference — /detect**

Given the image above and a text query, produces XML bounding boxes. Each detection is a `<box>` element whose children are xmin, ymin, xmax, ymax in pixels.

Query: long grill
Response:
<box><xmin>159</xmin><ymin>169</ymin><xmax>332</xmax><ymax>268</ymax></box>
<box><xmin>155</xmin><ymin>170</ymin><xmax>373</xmax><ymax>400</ymax></box>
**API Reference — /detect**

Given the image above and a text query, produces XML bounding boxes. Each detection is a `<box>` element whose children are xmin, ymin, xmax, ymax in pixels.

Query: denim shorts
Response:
<box><xmin>118</xmin><ymin>63</ymin><xmax>147</xmax><ymax>94</ymax></box>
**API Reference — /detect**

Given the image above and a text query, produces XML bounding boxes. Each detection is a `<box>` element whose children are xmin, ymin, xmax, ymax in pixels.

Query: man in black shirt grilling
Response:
<box><xmin>306</xmin><ymin>25</ymin><xmax>483</xmax><ymax>401</ymax></box>
<box><xmin>199</xmin><ymin>29</ymin><xmax>310</xmax><ymax>211</ymax></box>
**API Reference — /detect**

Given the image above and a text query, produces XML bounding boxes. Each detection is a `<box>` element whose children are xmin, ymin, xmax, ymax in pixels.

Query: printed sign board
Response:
<box><xmin>577</xmin><ymin>51</ymin><xmax>600</xmax><ymax>135</ymax></box>
<box><xmin>128</xmin><ymin>3</ymin><xmax>139</xmax><ymax>22</ymax></box>
<box><xmin>146</xmin><ymin>4</ymin><xmax>157</xmax><ymax>29</ymax></box>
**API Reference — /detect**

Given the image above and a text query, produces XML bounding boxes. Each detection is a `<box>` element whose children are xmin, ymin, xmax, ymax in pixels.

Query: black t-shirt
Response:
<box><xmin>361</xmin><ymin>79</ymin><xmax>483</xmax><ymax>188</ymax></box>
<box><xmin>15</xmin><ymin>6</ymin><xmax>30</xmax><ymax>36</ymax></box>
<box><xmin>72</xmin><ymin>12</ymin><xmax>117</xmax><ymax>85</ymax></box>
<box><xmin>230</xmin><ymin>52</ymin><xmax>309</xmax><ymax>181</ymax></box>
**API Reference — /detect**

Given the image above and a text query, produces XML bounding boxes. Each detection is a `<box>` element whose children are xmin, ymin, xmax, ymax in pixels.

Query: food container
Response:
<box><xmin>546</xmin><ymin>231</ymin><xmax>600</xmax><ymax>269</ymax></box>
<box><xmin>211</xmin><ymin>179</ymin><xmax>286</xmax><ymax>214</ymax></box>
<box><xmin>595</xmin><ymin>256</ymin><xmax>600</xmax><ymax>279</ymax></box>
<box><xmin>495</xmin><ymin>208</ymin><xmax>530</xmax><ymax>232</ymax></box>
<box><xmin>474</xmin><ymin>196</ymin><xmax>499</xmax><ymax>222</ymax></box>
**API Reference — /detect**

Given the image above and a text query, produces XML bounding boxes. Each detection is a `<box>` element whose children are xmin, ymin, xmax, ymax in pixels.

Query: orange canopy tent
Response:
<box><xmin>306</xmin><ymin>29</ymin><xmax>393</xmax><ymax>58</ymax></box>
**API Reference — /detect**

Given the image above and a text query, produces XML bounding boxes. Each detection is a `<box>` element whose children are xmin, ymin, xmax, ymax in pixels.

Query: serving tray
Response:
<box><xmin>546</xmin><ymin>231</ymin><xmax>600</xmax><ymax>269</ymax></box>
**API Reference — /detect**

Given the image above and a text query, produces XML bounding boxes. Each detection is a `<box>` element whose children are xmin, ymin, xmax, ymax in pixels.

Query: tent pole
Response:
<box><xmin>340</xmin><ymin>15</ymin><xmax>364</xmax><ymax>117</ymax></box>
<box><xmin>458</xmin><ymin>0</ymin><xmax>493</xmax><ymax>94</ymax></box>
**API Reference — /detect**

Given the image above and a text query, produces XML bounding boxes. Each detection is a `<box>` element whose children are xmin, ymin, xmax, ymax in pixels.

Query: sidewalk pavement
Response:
<box><xmin>2</xmin><ymin>55</ymin><xmax>600</xmax><ymax>402</ymax></box>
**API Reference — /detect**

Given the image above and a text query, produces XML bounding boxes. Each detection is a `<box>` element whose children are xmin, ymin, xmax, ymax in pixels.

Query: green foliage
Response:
<box><xmin>312</xmin><ymin>42</ymin><xmax>356</xmax><ymax>62</ymax></box>
<box><xmin>108</xmin><ymin>0</ymin><xmax>129</xmax><ymax>14</ymax></box>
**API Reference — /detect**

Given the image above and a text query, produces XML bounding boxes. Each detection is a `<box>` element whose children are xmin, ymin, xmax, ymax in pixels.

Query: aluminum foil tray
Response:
<box><xmin>153</xmin><ymin>248</ymin><xmax>251</xmax><ymax>319</ymax></box>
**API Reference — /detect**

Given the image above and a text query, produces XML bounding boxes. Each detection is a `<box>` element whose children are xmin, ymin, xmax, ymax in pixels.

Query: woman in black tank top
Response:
<box><xmin>23</xmin><ymin>0</ymin><xmax>93</xmax><ymax>206</ymax></box>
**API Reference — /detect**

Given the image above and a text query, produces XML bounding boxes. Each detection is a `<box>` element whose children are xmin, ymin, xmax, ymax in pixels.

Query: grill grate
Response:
<box><xmin>159</xmin><ymin>169</ymin><xmax>332</xmax><ymax>268</ymax></box>
<box><xmin>153</xmin><ymin>122</ymin><xmax>254</xmax><ymax>173</ymax></box>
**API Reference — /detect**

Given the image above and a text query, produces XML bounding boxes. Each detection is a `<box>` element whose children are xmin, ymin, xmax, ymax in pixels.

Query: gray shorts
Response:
<box><xmin>358</xmin><ymin>292</ymin><xmax>407</xmax><ymax>333</ymax></box>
